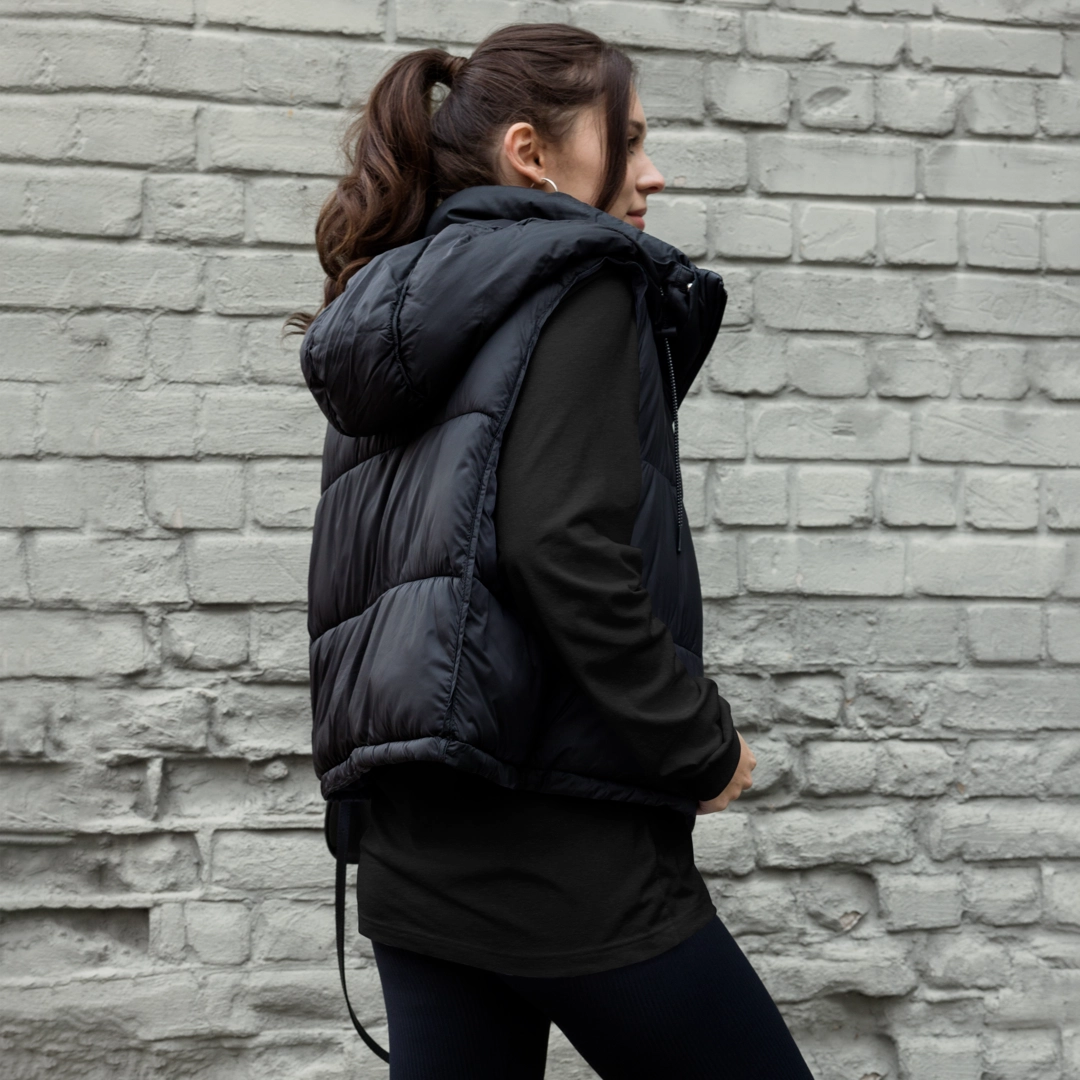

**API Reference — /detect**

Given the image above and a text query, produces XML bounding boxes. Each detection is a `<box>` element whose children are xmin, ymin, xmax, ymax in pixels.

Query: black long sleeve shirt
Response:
<box><xmin>354</xmin><ymin>269</ymin><xmax>740</xmax><ymax>977</ymax></box>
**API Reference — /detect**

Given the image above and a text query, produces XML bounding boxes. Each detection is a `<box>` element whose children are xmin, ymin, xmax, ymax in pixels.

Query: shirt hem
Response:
<box><xmin>357</xmin><ymin>897</ymin><xmax>718</xmax><ymax>979</ymax></box>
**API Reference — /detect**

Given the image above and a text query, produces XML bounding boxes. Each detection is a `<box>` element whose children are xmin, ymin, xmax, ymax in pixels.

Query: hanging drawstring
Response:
<box><xmin>658</xmin><ymin>322</ymin><xmax>684</xmax><ymax>554</ymax></box>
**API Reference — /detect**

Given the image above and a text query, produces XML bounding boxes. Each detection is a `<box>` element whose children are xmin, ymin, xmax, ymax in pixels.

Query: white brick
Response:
<box><xmin>145</xmin><ymin>175</ymin><xmax>244</xmax><ymax>243</ymax></box>
<box><xmin>911</xmin><ymin>537</ymin><xmax>1064</xmax><ymax>597</ymax></box>
<box><xmin>0</xmin><ymin>165</ymin><xmax>142</xmax><ymax>236</ymax></box>
<box><xmin>163</xmin><ymin>610</ymin><xmax>249</xmax><ymax>670</ymax></box>
<box><xmin>0</xmin><ymin>0</ymin><xmax>193</xmax><ymax>19</ymax></box>
<box><xmin>42</xmin><ymin>385</ymin><xmax>199</xmax><ymax>457</ymax></box>
<box><xmin>636</xmin><ymin>54</ymin><xmax>706</xmax><ymax>123</ymax></box>
<box><xmin>0</xmin><ymin>20</ymin><xmax>143</xmax><ymax>89</ymax></box>
<box><xmin>695</xmin><ymin>533</ymin><xmax>739</xmax><ymax>598</ymax></box>
<box><xmin>1047</xmin><ymin>473</ymin><xmax>1080</xmax><ymax>529</ymax></box>
<box><xmin>957</xmin><ymin>342</ymin><xmax>1030</xmax><ymax>399</ymax></box>
<box><xmin>1039</xmin><ymin>81</ymin><xmax>1080</xmax><ymax>136</ymax></box>
<box><xmin>147</xmin><ymin>316</ymin><xmax>245</xmax><ymax>384</ymax></box>
<box><xmin>788</xmin><ymin>337</ymin><xmax>869</xmax><ymax>396</ymax></box>
<box><xmin>707</xmin><ymin>330</ymin><xmax>787</xmax><ymax>394</ymax></box>
<box><xmin>0</xmin><ymin>311</ymin><xmax>146</xmax><ymax>381</ymax></box>
<box><xmin>795</xmin><ymin>467</ymin><xmax>873</xmax><ymax>527</ymax></box>
<box><xmin>1045</xmin><ymin>211</ymin><xmax>1080</xmax><ymax>271</ymax></box>
<box><xmin>147</xmin><ymin>463</ymin><xmax>246</xmax><ymax>530</ymax></box>
<box><xmin>713</xmin><ymin>467</ymin><xmax>789</xmax><ymax>525</ymax></box>
<box><xmin>920</xmin><ymin>405</ymin><xmax>1080</xmax><ymax>465</ymax></box>
<box><xmin>144</xmin><ymin>27</ymin><xmax>245</xmax><ymax>97</ymax></box>
<box><xmin>648</xmin><ymin>132</ymin><xmax>748</xmax><ymax>192</ymax></box>
<box><xmin>746</xmin><ymin>534</ymin><xmax>906</xmax><ymax>595</ymax></box>
<box><xmin>872</xmin><ymin>340</ymin><xmax>951</xmax><ymax>398</ymax></box>
<box><xmin>0</xmin><ymin>384</ymin><xmax>37</xmax><ymax>456</ymax></box>
<box><xmin>184</xmin><ymin>901</ymin><xmax>250</xmax><ymax>965</ymax></box>
<box><xmin>877</xmin><ymin>74</ymin><xmax>959</xmax><ymax>134</ymax></box>
<box><xmin>758</xmin><ymin>134</ymin><xmax>916</xmax><ymax>196</ymax></box>
<box><xmin>644</xmin><ymin>195</ymin><xmax>707</xmax><ymax>259</ymax></box>
<box><xmin>965</xmin><ymin>209</ymin><xmax>1041</xmax><ymax>271</ymax></box>
<box><xmin>803</xmin><ymin>740</ymin><xmax>876</xmax><ymax>793</ymax></box>
<box><xmin>926</xmin><ymin>142</ymin><xmax>1080</xmax><ymax>204</ymax></box>
<box><xmin>187</xmin><ymin>535</ymin><xmax>309</xmax><ymax>603</ymax></box>
<box><xmin>758</xmin><ymin>270</ymin><xmax>920</xmax><ymax>333</ymax></box>
<box><xmin>964</xmin><ymin>472</ymin><xmax>1039</xmax><ymax>531</ymax></box>
<box><xmin>968</xmin><ymin>603</ymin><xmax>1043</xmax><ymax>661</ymax></box>
<box><xmin>881</xmin><ymin>469</ymin><xmax>957</xmax><ymax>526</ymax></box>
<box><xmin>746</xmin><ymin>11</ymin><xmax>904</xmax><ymax>65</ymax></box>
<box><xmin>204</xmin><ymin>0</ymin><xmax>382</xmax><ymax>34</ymax></box>
<box><xmin>707</xmin><ymin>63</ymin><xmax>790</xmax><ymax>125</ymax></box>
<box><xmin>931</xmin><ymin>275</ymin><xmax>1080</xmax><ymax>337</ymax></box>
<box><xmin>799</xmin><ymin>204</ymin><xmax>876</xmax><ymax>263</ymax></box>
<box><xmin>877</xmin><ymin>873</ymin><xmax>963</xmax><ymax>929</ymax></box>
<box><xmin>251</xmin><ymin>610</ymin><xmax>308</xmax><ymax>679</ymax></box>
<box><xmin>896</xmin><ymin>1036</ymin><xmax>981</xmax><ymax>1080</ymax></box>
<box><xmin>910</xmin><ymin>23</ymin><xmax>1062</xmax><ymax>75</ymax></box>
<box><xmin>1048</xmin><ymin>606</ymin><xmax>1080</xmax><ymax>662</ymax></box>
<box><xmin>754</xmin><ymin>805</ymin><xmax>915</xmax><ymax>867</ymax></box>
<box><xmin>200</xmin><ymin>387</ymin><xmax>328</xmax><ymax>457</ymax></box>
<box><xmin>250</xmin><ymin>462</ymin><xmax>321</xmax><ymax>528</ymax></box>
<box><xmin>0</xmin><ymin>610</ymin><xmax>147</xmax><ymax>677</ymax></box>
<box><xmin>675</xmin><ymin>395</ymin><xmax>747</xmax><ymax>459</ymax></box>
<box><xmin>963</xmin><ymin>78</ymin><xmax>1039</xmax><ymax>135</ymax></box>
<box><xmin>241</xmin><ymin>34</ymin><xmax>343</xmax><ymax>106</ymax></box>
<box><xmin>1031</xmin><ymin>342</ymin><xmax>1080</xmax><ymax>401</ymax></box>
<box><xmin>204</xmin><ymin>105</ymin><xmax>348</xmax><ymax>175</ymax></box>
<box><xmin>937</xmin><ymin>0</ymin><xmax>1080</xmax><ymax>23</ymax></box>
<box><xmin>796</xmin><ymin>69</ymin><xmax>875</xmax><ymax>130</ymax></box>
<box><xmin>0</xmin><ymin>236</ymin><xmax>200</xmax><ymax>310</ymax></box>
<box><xmin>963</xmin><ymin>866</ymin><xmax>1041</xmax><ymax>925</ymax></box>
<box><xmin>0</xmin><ymin>460</ymin><xmax>145</xmax><ymax>530</ymax></box>
<box><xmin>573</xmin><ymin>2</ymin><xmax>741</xmax><ymax>55</ymax></box>
<box><xmin>755</xmin><ymin>402</ymin><xmax>910</xmax><ymax>459</ymax></box>
<box><xmin>714</xmin><ymin>199</ymin><xmax>792</xmax><ymax>259</ymax></box>
<box><xmin>247</xmin><ymin>177</ymin><xmax>334</xmax><ymax>246</ymax></box>
<box><xmin>205</xmin><ymin>251</ymin><xmax>324</xmax><ymax>316</ymax></box>
<box><xmin>882</xmin><ymin>206</ymin><xmax>958</xmax><ymax>266</ymax></box>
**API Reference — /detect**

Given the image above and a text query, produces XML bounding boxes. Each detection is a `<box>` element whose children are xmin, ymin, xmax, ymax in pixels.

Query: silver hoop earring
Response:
<box><xmin>538</xmin><ymin>176</ymin><xmax>558</xmax><ymax>194</ymax></box>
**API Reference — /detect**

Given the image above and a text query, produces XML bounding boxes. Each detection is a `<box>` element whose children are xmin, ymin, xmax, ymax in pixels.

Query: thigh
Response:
<box><xmin>372</xmin><ymin>939</ymin><xmax>552</xmax><ymax>1080</ymax></box>
<box><xmin>497</xmin><ymin>916</ymin><xmax>815</xmax><ymax>1080</ymax></box>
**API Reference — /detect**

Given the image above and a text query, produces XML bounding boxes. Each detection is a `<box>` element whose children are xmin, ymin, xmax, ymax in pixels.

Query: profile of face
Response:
<box><xmin>497</xmin><ymin>89</ymin><xmax>665</xmax><ymax>231</ymax></box>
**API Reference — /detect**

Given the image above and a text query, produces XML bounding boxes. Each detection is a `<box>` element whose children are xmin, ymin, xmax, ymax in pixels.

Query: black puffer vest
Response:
<box><xmin>300</xmin><ymin>185</ymin><xmax>727</xmax><ymax>824</ymax></box>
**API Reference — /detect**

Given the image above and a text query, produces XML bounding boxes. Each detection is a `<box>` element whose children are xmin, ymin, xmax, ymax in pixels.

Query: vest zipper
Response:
<box><xmin>657</xmin><ymin>287</ymin><xmax>684</xmax><ymax>555</ymax></box>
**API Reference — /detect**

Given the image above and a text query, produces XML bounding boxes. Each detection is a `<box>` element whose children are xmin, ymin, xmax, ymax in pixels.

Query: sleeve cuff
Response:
<box><xmin>689</xmin><ymin>729</ymin><xmax>742</xmax><ymax>803</ymax></box>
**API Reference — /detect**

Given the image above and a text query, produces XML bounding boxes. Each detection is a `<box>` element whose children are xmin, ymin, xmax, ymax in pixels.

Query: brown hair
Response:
<box><xmin>285</xmin><ymin>23</ymin><xmax>635</xmax><ymax>334</ymax></box>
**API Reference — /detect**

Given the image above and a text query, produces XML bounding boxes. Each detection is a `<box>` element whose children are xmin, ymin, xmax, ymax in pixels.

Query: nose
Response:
<box><xmin>638</xmin><ymin>152</ymin><xmax>665</xmax><ymax>196</ymax></box>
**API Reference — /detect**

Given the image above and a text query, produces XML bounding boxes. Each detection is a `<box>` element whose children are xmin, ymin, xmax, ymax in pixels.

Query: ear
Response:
<box><xmin>499</xmin><ymin>121</ymin><xmax>546</xmax><ymax>188</ymax></box>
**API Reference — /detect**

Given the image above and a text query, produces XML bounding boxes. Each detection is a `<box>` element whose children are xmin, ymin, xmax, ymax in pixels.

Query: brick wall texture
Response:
<box><xmin>1</xmin><ymin>0</ymin><xmax>1079</xmax><ymax>1077</ymax></box>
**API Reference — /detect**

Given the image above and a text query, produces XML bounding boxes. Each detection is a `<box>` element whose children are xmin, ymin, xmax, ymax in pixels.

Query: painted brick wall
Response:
<box><xmin>1</xmin><ymin>1</ymin><xmax>1078</xmax><ymax>1077</ymax></box>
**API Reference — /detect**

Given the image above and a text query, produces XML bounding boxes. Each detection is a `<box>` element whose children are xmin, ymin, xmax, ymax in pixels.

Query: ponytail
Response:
<box><xmin>286</xmin><ymin>24</ymin><xmax>634</xmax><ymax>334</ymax></box>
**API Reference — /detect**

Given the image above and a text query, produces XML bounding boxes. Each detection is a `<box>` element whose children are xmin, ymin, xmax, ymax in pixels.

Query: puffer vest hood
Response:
<box><xmin>300</xmin><ymin>185</ymin><xmax>727</xmax><ymax>823</ymax></box>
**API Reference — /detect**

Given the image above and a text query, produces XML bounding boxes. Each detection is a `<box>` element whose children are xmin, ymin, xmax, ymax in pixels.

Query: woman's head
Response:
<box><xmin>289</xmin><ymin>23</ymin><xmax>664</xmax><ymax>330</ymax></box>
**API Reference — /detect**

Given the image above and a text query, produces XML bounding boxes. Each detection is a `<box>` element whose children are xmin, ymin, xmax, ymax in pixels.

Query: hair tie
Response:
<box><xmin>443</xmin><ymin>54</ymin><xmax>469</xmax><ymax>86</ymax></box>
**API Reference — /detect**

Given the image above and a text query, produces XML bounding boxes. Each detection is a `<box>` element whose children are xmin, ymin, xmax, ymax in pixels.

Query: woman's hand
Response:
<box><xmin>696</xmin><ymin>732</ymin><xmax>756</xmax><ymax>815</ymax></box>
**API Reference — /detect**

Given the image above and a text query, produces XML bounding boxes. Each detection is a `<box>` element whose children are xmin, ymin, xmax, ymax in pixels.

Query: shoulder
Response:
<box><xmin>549</xmin><ymin>267</ymin><xmax>636</xmax><ymax>336</ymax></box>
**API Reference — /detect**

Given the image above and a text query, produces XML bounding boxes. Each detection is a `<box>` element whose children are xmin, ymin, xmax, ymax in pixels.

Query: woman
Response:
<box><xmin>290</xmin><ymin>22</ymin><xmax>815</xmax><ymax>1080</ymax></box>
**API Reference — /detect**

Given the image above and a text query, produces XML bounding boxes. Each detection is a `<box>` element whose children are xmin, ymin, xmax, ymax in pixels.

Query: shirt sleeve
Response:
<box><xmin>494</xmin><ymin>268</ymin><xmax>741</xmax><ymax>804</ymax></box>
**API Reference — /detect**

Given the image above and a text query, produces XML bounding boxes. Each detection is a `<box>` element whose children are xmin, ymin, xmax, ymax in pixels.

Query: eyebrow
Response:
<box><xmin>628</xmin><ymin>119</ymin><xmax>645</xmax><ymax>137</ymax></box>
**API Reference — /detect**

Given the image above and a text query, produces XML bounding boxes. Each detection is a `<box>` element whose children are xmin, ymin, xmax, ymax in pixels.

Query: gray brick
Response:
<box><xmin>896</xmin><ymin>1035</ymin><xmax>981</xmax><ymax>1080</ymax></box>
<box><xmin>1048</xmin><ymin>606</ymin><xmax>1080</xmax><ymax>662</ymax></box>
<box><xmin>693</xmin><ymin>533</ymin><xmax>739</xmax><ymax>599</ymax></box>
<box><xmin>251</xmin><ymin>610</ymin><xmax>308</xmax><ymax>680</ymax></box>
<box><xmin>707</xmin><ymin>331</ymin><xmax>787</xmax><ymax>394</ymax></box>
<box><xmin>145</xmin><ymin>175</ymin><xmax>244</xmax><ymax>243</ymax></box>
<box><xmin>757</xmin><ymin>938</ymin><xmax>916</xmax><ymax>1002</ymax></box>
<box><xmin>147</xmin><ymin>462</ymin><xmax>245</xmax><ymax>530</ymax></box>
<box><xmin>746</xmin><ymin>535</ymin><xmax>905</xmax><ymax>595</ymax></box>
<box><xmin>962</xmin><ymin>78</ymin><xmax>1039</xmax><ymax>135</ymax></box>
<box><xmin>210</xmin><ymin>829</ymin><xmax>330</xmax><ymax>889</ymax></box>
<box><xmin>919</xmin><ymin>405</ymin><xmax>1080</xmax><ymax>465</ymax></box>
<box><xmin>910</xmin><ymin>22</ymin><xmax>1062</xmax><ymax>75</ymax></box>
<box><xmin>205</xmin><ymin>0</ymin><xmax>382</xmax><ymax>34</ymax></box>
<box><xmin>882</xmin><ymin>206</ymin><xmax>959</xmax><ymax>266</ymax></box>
<box><xmin>930</xmin><ymin>800</ymin><xmax>1080</xmax><ymax>859</ymax></box>
<box><xmin>644</xmin><ymin>194</ymin><xmax>707</xmax><ymax>258</ymax></box>
<box><xmin>788</xmin><ymin>336</ymin><xmax>869</xmax><ymax>396</ymax></box>
<box><xmin>926</xmin><ymin>143</ymin><xmax>1080</xmax><ymax>204</ymax></box>
<box><xmin>205</xmin><ymin>251</ymin><xmax>324</xmax><ymax>316</ymax></box>
<box><xmin>634</xmin><ymin>54</ymin><xmax>705</xmax><ymax>123</ymax></box>
<box><xmin>758</xmin><ymin>269</ymin><xmax>919</xmax><ymax>332</ymax></box>
<box><xmin>1044</xmin><ymin>866</ymin><xmax>1080</xmax><ymax>927</ymax></box>
<box><xmin>758</xmin><ymin>134</ymin><xmax>916</xmax><ymax>196</ymax></box>
<box><xmin>201</xmin><ymin>387</ymin><xmax>326</xmax><ymax>458</ymax></box>
<box><xmin>712</xmin><ymin>466</ymin><xmax>788</xmax><ymax>525</ymax></box>
<box><xmin>184</xmin><ymin>901</ymin><xmax>250</xmax><ymax>965</ymax></box>
<box><xmin>937</xmin><ymin>0</ymin><xmax>1080</xmax><ymax>23</ymax></box>
<box><xmin>1047</xmin><ymin>473</ymin><xmax>1080</xmax><ymax>530</ymax></box>
<box><xmin>912</xmin><ymin>536</ymin><xmax>1064</xmax><ymax>597</ymax></box>
<box><xmin>646</xmin><ymin>132</ymin><xmax>747</xmax><ymax>192</ymax></box>
<box><xmin>877</xmin><ymin>741</ymin><xmax>955</xmax><ymax>797</ymax></box>
<box><xmin>242</xmin><ymin>34</ymin><xmax>343</xmax><ymax>106</ymax></box>
<box><xmin>209</xmin><ymin>684</ymin><xmax>310</xmax><ymax>758</ymax></box>
<box><xmin>1039</xmin><ymin>81</ymin><xmax>1080</xmax><ymax>137</ymax></box>
<box><xmin>710</xmin><ymin>872</ymin><xmax>799</xmax><ymax>935</ymax></box>
<box><xmin>0</xmin><ymin>532</ymin><xmax>28</xmax><ymax>603</ymax></box>
<box><xmin>0</xmin><ymin>383</ymin><xmax>37</xmax><ymax>456</ymax></box>
<box><xmin>574</xmin><ymin>2</ymin><xmax>741</xmax><ymax>55</ymax></box>
<box><xmin>1045</xmin><ymin>211</ymin><xmax>1080</xmax><ymax>271</ymax></box>
<box><xmin>0</xmin><ymin>20</ymin><xmax>143</xmax><ymax>90</ymax></box>
<box><xmin>796</xmin><ymin>69</ymin><xmax>875</xmax><ymax>130</ymax></box>
<box><xmin>0</xmin><ymin>461</ymin><xmax>145</xmax><ymax>530</ymax></box>
<box><xmin>253</xmin><ymin>899</ymin><xmax>334</xmax><ymax>962</ymax></box>
<box><xmin>872</xmin><ymin>340</ymin><xmax>952</xmax><ymax>397</ymax></box>
<box><xmin>147</xmin><ymin>316</ymin><xmax>245</xmax><ymax>384</ymax></box>
<box><xmin>968</xmin><ymin>603</ymin><xmax>1043</xmax><ymax>660</ymax></box>
<box><xmin>0</xmin><ymin>96</ymin><xmax>72</xmax><ymax>160</ymax></box>
<box><xmin>144</xmin><ymin>27</ymin><xmax>245</xmax><ymax>97</ymax></box>
<box><xmin>754</xmin><ymin>402</ymin><xmax>910</xmax><ymax>459</ymax></box>
<box><xmin>41</xmin><ymin>385</ymin><xmax>199</xmax><ymax>457</ymax></box>
<box><xmin>707</xmin><ymin>62</ymin><xmax>790</xmax><ymax>126</ymax></box>
<box><xmin>877</xmin><ymin>73</ymin><xmax>959</xmax><ymax>134</ymax></box>
<box><xmin>877</xmin><ymin>872</ymin><xmax>963</xmax><ymax>930</ymax></box>
<box><xmin>795</xmin><ymin>467</ymin><xmax>873</xmax><ymax>527</ymax></box>
<box><xmin>965</xmin><ymin>209</ymin><xmax>1041</xmax><ymax>271</ymax></box>
<box><xmin>0</xmin><ymin>237</ymin><xmax>200</xmax><ymax>310</ymax></box>
<box><xmin>187</xmin><ymin>534</ymin><xmax>309</xmax><ymax>603</ymax></box>
<box><xmin>0</xmin><ymin>165</ymin><xmax>142</xmax><ymax>236</ymax></box>
<box><xmin>692</xmin><ymin>811</ymin><xmax>755</xmax><ymax>875</ymax></box>
<box><xmin>247</xmin><ymin>177</ymin><xmax>334</xmax><ymax>246</ymax></box>
<box><xmin>672</xmin><ymin>395</ymin><xmax>746</xmax><ymax>459</ymax></box>
<box><xmin>754</xmin><ymin>805</ymin><xmax>915</xmax><ymax>868</ymax></box>
<box><xmin>964</xmin><ymin>471</ymin><xmax>1039</xmax><ymax>531</ymax></box>
<box><xmin>746</xmin><ymin>11</ymin><xmax>905</xmax><ymax>65</ymax></box>
<box><xmin>774</xmin><ymin>674</ymin><xmax>845</xmax><ymax>724</ymax></box>
<box><xmin>799</xmin><ymin>204</ymin><xmax>876</xmax><ymax>263</ymax></box>
<box><xmin>0</xmin><ymin>311</ymin><xmax>147</xmax><ymax>382</ymax></box>
<box><xmin>963</xmin><ymin>866</ymin><xmax>1041</xmax><ymax>926</ymax></box>
<box><xmin>984</xmin><ymin>1031</ymin><xmax>1061</xmax><ymax>1080</ymax></box>
<box><xmin>0</xmin><ymin>610</ymin><xmax>147</xmax><ymax>677</ymax></box>
<box><xmin>0</xmin><ymin>0</ymin><xmax>193</xmax><ymax>18</ymax></box>
<box><xmin>163</xmin><ymin>610</ymin><xmax>249</xmax><ymax>670</ymax></box>
<box><xmin>803</xmin><ymin>740</ymin><xmax>876</xmax><ymax>794</ymax></box>
<box><xmin>957</xmin><ymin>342</ymin><xmax>1029</xmax><ymax>399</ymax></box>
<box><xmin>204</xmin><ymin>105</ymin><xmax>347</xmax><ymax>175</ymax></box>
<box><xmin>1031</xmin><ymin>342</ymin><xmax>1080</xmax><ymax>401</ymax></box>
<box><xmin>714</xmin><ymin>199</ymin><xmax>792</xmax><ymax>259</ymax></box>
<box><xmin>923</xmin><ymin>933</ymin><xmax>1011</xmax><ymax>989</ymax></box>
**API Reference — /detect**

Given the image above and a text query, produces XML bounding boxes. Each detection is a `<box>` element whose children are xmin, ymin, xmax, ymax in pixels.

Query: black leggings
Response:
<box><xmin>371</xmin><ymin>915</ymin><xmax>816</xmax><ymax>1079</ymax></box>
